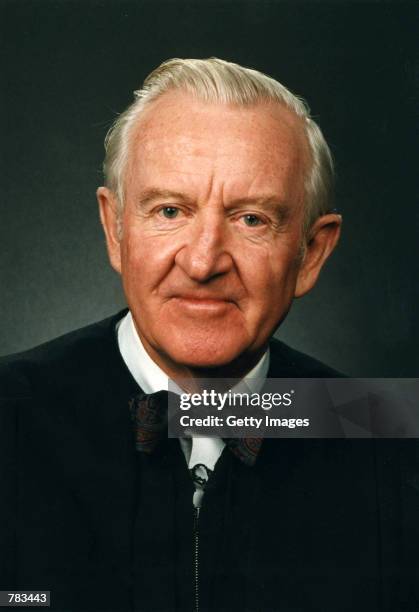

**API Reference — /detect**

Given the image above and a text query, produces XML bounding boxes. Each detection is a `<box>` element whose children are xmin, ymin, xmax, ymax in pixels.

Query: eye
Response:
<box><xmin>159</xmin><ymin>206</ymin><xmax>180</xmax><ymax>219</ymax></box>
<box><xmin>242</xmin><ymin>214</ymin><xmax>263</xmax><ymax>227</ymax></box>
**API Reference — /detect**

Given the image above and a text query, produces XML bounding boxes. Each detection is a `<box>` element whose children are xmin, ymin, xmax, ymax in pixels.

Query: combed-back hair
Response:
<box><xmin>103</xmin><ymin>57</ymin><xmax>334</xmax><ymax>232</ymax></box>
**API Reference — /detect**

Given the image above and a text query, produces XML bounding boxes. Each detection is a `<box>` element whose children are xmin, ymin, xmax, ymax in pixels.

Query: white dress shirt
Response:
<box><xmin>117</xmin><ymin>311</ymin><xmax>269</xmax><ymax>505</ymax></box>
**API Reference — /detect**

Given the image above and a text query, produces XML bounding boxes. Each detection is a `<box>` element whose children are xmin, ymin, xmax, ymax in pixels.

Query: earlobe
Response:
<box><xmin>294</xmin><ymin>213</ymin><xmax>342</xmax><ymax>298</ymax></box>
<box><xmin>96</xmin><ymin>186</ymin><xmax>122</xmax><ymax>274</ymax></box>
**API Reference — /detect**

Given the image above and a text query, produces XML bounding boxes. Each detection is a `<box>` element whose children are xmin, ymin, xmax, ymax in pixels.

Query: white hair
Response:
<box><xmin>103</xmin><ymin>57</ymin><xmax>334</xmax><ymax>233</ymax></box>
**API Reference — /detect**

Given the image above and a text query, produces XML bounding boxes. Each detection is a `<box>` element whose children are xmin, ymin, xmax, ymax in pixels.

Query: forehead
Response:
<box><xmin>126</xmin><ymin>91</ymin><xmax>310</xmax><ymax>203</ymax></box>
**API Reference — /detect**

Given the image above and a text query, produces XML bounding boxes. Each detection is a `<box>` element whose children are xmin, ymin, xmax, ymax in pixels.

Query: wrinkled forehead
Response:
<box><xmin>125</xmin><ymin>91</ymin><xmax>310</xmax><ymax>204</ymax></box>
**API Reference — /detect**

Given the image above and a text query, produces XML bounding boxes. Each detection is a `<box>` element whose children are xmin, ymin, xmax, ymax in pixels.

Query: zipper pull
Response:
<box><xmin>190</xmin><ymin>463</ymin><xmax>212</xmax><ymax>509</ymax></box>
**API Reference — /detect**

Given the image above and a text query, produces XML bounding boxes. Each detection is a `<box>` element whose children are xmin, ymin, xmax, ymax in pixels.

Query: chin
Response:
<box><xmin>162</xmin><ymin>330</ymin><xmax>249</xmax><ymax>371</ymax></box>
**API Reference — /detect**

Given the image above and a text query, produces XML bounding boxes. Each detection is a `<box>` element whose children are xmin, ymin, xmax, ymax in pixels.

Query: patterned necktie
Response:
<box><xmin>129</xmin><ymin>390</ymin><xmax>262</xmax><ymax>467</ymax></box>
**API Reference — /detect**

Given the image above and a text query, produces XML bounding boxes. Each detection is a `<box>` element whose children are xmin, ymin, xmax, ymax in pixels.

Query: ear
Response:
<box><xmin>96</xmin><ymin>186</ymin><xmax>122</xmax><ymax>274</ymax></box>
<box><xmin>294</xmin><ymin>213</ymin><xmax>342</xmax><ymax>298</ymax></box>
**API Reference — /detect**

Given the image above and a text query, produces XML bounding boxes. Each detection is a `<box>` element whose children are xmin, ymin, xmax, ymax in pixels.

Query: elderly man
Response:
<box><xmin>0</xmin><ymin>59</ymin><xmax>413</xmax><ymax>612</ymax></box>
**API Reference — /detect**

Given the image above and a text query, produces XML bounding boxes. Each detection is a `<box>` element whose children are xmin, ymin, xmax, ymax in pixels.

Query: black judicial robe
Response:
<box><xmin>0</xmin><ymin>311</ymin><xmax>418</xmax><ymax>611</ymax></box>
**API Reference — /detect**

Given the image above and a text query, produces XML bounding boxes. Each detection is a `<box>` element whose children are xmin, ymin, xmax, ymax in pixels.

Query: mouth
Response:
<box><xmin>171</xmin><ymin>295</ymin><xmax>235</xmax><ymax>313</ymax></box>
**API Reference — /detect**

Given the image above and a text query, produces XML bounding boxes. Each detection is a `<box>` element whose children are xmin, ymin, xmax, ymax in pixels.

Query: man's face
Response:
<box><xmin>101</xmin><ymin>92</ymin><xmax>315</xmax><ymax>374</ymax></box>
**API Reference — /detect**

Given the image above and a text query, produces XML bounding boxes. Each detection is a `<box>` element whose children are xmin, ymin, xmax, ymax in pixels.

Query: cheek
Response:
<box><xmin>120</xmin><ymin>230</ymin><xmax>175</xmax><ymax>291</ymax></box>
<box><xmin>239</xmin><ymin>246</ymin><xmax>300</xmax><ymax>329</ymax></box>
<box><xmin>241</xmin><ymin>244</ymin><xmax>298</xmax><ymax>296</ymax></box>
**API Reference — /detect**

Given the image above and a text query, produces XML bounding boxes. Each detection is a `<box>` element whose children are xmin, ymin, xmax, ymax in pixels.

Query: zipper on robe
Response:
<box><xmin>190</xmin><ymin>463</ymin><xmax>211</xmax><ymax>612</ymax></box>
<box><xmin>193</xmin><ymin>505</ymin><xmax>200</xmax><ymax>612</ymax></box>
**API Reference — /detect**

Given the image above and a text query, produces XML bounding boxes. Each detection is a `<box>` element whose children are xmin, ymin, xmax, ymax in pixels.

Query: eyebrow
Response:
<box><xmin>136</xmin><ymin>188</ymin><xmax>291</xmax><ymax>218</ymax></box>
<box><xmin>137</xmin><ymin>189</ymin><xmax>194</xmax><ymax>207</ymax></box>
<box><xmin>226</xmin><ymin>195</ymin><xmax>290</xmax><ymax>212</ymax></box>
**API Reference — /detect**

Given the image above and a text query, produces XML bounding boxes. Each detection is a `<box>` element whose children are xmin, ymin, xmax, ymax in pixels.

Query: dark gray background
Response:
<box><xmin>1</xmin><ymin>0</ymin><xmax>418</xmax><ymax>376</ymax></box>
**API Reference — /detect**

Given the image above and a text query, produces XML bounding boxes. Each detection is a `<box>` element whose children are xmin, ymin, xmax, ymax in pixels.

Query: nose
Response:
<box><xmin>174</xmin><ymin>211</ymin><xmax>233</xmax><ymax>282</ymax></box>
